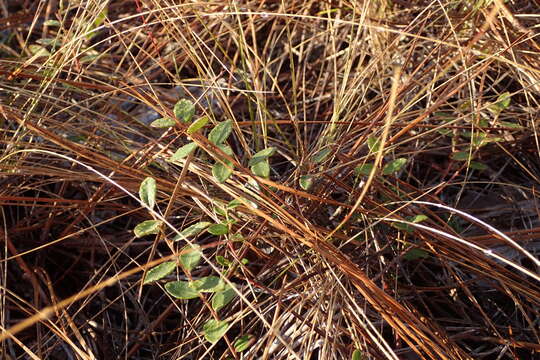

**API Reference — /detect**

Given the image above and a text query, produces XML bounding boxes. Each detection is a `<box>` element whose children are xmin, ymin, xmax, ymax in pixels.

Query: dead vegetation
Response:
<box><xmin>1</xmin><ymin>0</ymin><xmax>540</xmax><ymax>359</ymax></box>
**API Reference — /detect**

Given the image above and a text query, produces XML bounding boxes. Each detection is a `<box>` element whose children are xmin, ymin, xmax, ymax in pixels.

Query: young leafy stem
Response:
<box><xmin>135</xmin><ymin>98</ymin><xmax>279</xmax><ymax>346</ymax></box>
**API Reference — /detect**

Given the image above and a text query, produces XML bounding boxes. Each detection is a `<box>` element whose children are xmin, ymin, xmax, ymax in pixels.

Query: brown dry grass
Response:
<box><xmin>1</xmin><ymin>0</ymin><xmax>540</xmax><ymax>359</ymax></box>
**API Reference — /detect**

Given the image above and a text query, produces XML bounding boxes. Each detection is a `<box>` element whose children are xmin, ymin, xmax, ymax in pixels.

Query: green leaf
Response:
<box><xmin>176</xmin><ymin>222</ymin><xmax>211</xmax><ymax>239</ymax></box>
<box><xmin>187</xmin><ymin>116</ymin><xmax>209</xmax><ymax>134</ymax></box>
<box><xmin>233</xmin><ymin>334</ymin><xmax>253</xmax><ymax>352</ymax></box>
<box><xmin>93</xmin><ymin>8</ymin><xmax>108</xmax><ymax>28</ymax></box>
<box><xmin>209</xmin><ymin>120</ymin><xmax>233</xmax><ymax>144</ymax></box>
<box><xmin>411</xmin><ymin>214</ymin><xmax>428</xmax><ymax>223</ymax></box>
<box><xmin>367</xmin><ymin>136</ymin><xmax>381</xmax><ymax>152</ymax></box>
<box><xmin>227</xmin><ymin>198</ymin><xmax>244</xmax><ymax>209</ymax></box>
<box><xmin>169</xmin><ymin>142</ymin><xmax>198</xmax><ymax>163</ymax></box>
<box><xmin>313</xmin><ymin>148</ymin><xmax>331</xmax><ymax>163</ymax></box>
<box><xmin>139</xmin><ymin>177</ymin><xmax>157</xmax><ymax>210</ymax></box>
<box><xmin>216</xmin><ymin>256</ymin><xmax>232</xmax><ymax>267</ymax></box>
<box><xmin>251</xmin><ymin>160</ymin><xmax>270</xmax><ymax>178</ymax></box>
<box><xmin>499</xmin><ymin>121</ymin><xmax>522</xmax><ymax>129</ymax></box>
<box><xmin>470</xmin><ymin>132</ymin><xmax>487</xmax><ymax>147</ymax></box>
<box><xmin>352</xmin><ymin>349</ymin><xmax>364</xmax><ymax>360</ymax></box>
<box><xmin>248</xmin><ymin>147</ymin><xmax>276</xmax><ymax>166</ymax></box>
<box><xmin>44</xmin><ymin>19</ymin><xmax>61</xmax><ymax>27</ymax></box>
<box><xmin>208</xmin><ymin>223</ymin><xmax>229</xmax><ymax>235</ymax></box>
<box><xmin>174</xmin><ymin>99</ymin><xmax>195</xmax><ymax>123</ymax></box>
<box><xmin>28</xmin><ymin>45</ymin><xmax>50</xmax><ymax>57</ymax></box>
<box><xmin>179</xmin><ymin>244</ymin><xmax>202</xmax><ymax>272</ymax></box>
<box><xmin>382</xmin><ymin>158</ymin><xmax>407</xmax><ymax>175</ymax></box>
<box><xmin>212</xmin><ymin>285</ymin><xmax>237</xmax><ymax>311</ymax></box>
<box><xmin>231</xmin><ymin>234</ymin><xmax>245</xmax><ymax>242</ymax></box>
<box><xmin>403</xmin><ymin>248</ymin><xmax>429</xmax><ymax>261</ymax></box>
<box><xmin>85</xmin><ymin>7</ymin><xmax>107</xmax><ymax>40</ymax></box>
<box><xmin>469</xmin><ymin>161</ymin><xmax>487</xmax><ymax>171</ymax></box>
<box><xmin>299</xmin><ymin>175</ymin><xmax>313</xmax><ymax>190</ymax></box>
<box><xmin>217</xmin><ymin>144</ymin><xmax>234</xmax><ymax>156</ymax></box>
<box><xmin>213</xmin><ymin>163</ymin><xmax>233</xmax><ymax>183</ymax></box>
<box><xmin>134</xmin><ymin>220</ymin><xmax>162</xmax><ymax>237</ymax></box>
<box><xmin>212</xmin><ymin>144</ymin><xmax>234</xmax><ymax>183</ymax></box>
<box><xmin>478</xmin><ymin>118</ymin><xmax>490</xmax><ymax>128</ymax></box>
<box><xmin>354</xmin><ymin>163</ymin><xmax>375</xmax><ymax>176</ymax></box>
<box><xmin>165</xmin><ymin>281</ymin><xmax>200</xmax><ymax>299</ymax></box>
<box><xmin>36</xmin><ymin>38</ymin><xmax>58</xmax><ymax>46</ymax></box>
<box><xmin>495</xmin><ymin>92</ymin><xmax>511</xmax><ymax>110</ymax></box>
<box><xmin>203</xmin><ymin>319</ymin><xmax>229</xmax><ymax>344</ymax></box>
<box><xmin>190</xmin><ymin>276</ymin><xmax>226</xmax><ymax>293</ymax></box>
<box><xmin>450</xmin><ymin>151</ymin><xmax>471</xmax><ymax>161</ymax></box>
<box><xmin>214</xmin><ymin>204</ymin><xmax>227</xmax><ymax>217</ymax></box>
<box><xmin>150</xmin><ymin>117</ymin><xmax>176</xmax><ymax>128</ymax></box>
<box><xmin>143</xmin><ymin>261</ymin><xmax>176</xmax><ymax>284</ymax></box>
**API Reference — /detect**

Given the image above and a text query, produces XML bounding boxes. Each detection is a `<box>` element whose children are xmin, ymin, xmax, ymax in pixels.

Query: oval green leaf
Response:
<box><xmin>134</xmin><ymin>220</ymin><xmax>162</xmax><ymax>238</ymax></box>
<box><xmin>499</xmin><ymin>121</ymin><xmax>522</xmax><ymax>129</ymax></box>
<box><xmin>190</xmin><ymin>276</ymin><xmax>226</xmax><ymax>293</ymax></box>
<box><xmin>150</xmin><ymin>117</ymin><xmax>176</xmax><ymax>128</ymax></box>
<box><xmin>44</xmin><ymin>19</ymin><xmax>61</xmax><ymax>27</ymax></box>
<box><xmin>411</xmin><ymin>214</ymin><xmax>428</xmax><ymax>223</ymax></box>
<box><xmin>169</xmin><ymin>142</ymin><xmax>198</xmax><ymax>163</ymax></box>
<box><xmin>212</xmin><ymin>285</ymin><xmax>237</xmax><ymax>311</ymax></box>
<box><xmin>248</xmin><ymin>147</ymin><xmax>276</xmax><ymax>166</ymax></box>
<box><xmin>216</xmin><ymin>256</ymin><xmax>232</xmax><ymax>267</ymax></box>
<box><xmin>187</xmin><ymin>116</ymin><xmax>209</xmax><ymax>134</ymax></box>
<box><xmin>179</xmin><ymin>244</ymin><xmax>202</xmax><ymax>272</ymax></box>
<box><xmin>209</xmin><ymin>120</ymin><xmax>232</xmax><ymax>144</ymax></box>
<box><xmin>203</xmin><ymin>319</ymin><xmax>229</xmax><ymax>344</ymax></box>
<box><xmin>174</xmin><ymin>99</ymin><xmax>195</xmax><ymax>123</ymax></box>
<box><xmin>213</xmin><ymin>162</ymin><xmax>233</xmax><ymax>183</ymax></box>
<box><xmin>165</xmin><ymin>281</ymin><xmax>200</xmax><ymax>299</ymax></box>
<box><xmin>352</xmin><ymin>349</ymin><xmax>364</xmax><ymax>360</ymax></box>
<box><xmin>450</xmin><ymin>151</ymin><xmax>471</xmax><ymax>161</ymax></box>
<box><xmin>28</xmin><ymin>45</ymin><xmax>50</xmax><ymax>57</ymax></box>
<box><xmin>175</xmin><ymin>222</ymin><xmax>211</xmax><ymax>240</ymax></box>
<box><xmin>233</xmin><ymin>334</ymin><xmax>254</xmax><ymax>353</ymax></box>
<box><xmin>143</xmin><ymin>261</ymin><xmax>176</xmax><ymax>284</ymax></box>
<box><xmin>354</xmin><ymin>163</ymin><xmax>375</xmax><ymax>176</ymax></box>
<box><xmin>313</xmin><ymin>148</ymin><xmax>331</xmax><ymax>163</ymax></box>
<box><xmin>469</xmin><ymin>161</ymin><xmax>487</xmax><ymax>171</ymax></box>
<box><xmin>208</xmin><ymin>223</ymin><xmax>229</xmax><ymax>235</ymax></box>
<box><xmin>251</xmin><ymin>160</ymin><xmax>270</xmax><ymax>178</ymax></box>
<box><xmin>382</xmin><ymin>158</ymin><xmax>407</xmax><ymax>175</ymax></box>
<box><xmin>139</xmin><ymin>177</ymin><xmax>157</xmax><ymax>210</ymax></box>
<box><xmin>299</xmin><ymin>175</ymin><xmax>313</xmax><ymax>190</ymax></box>
<box><xmin>489</xmin><ymin>92</ymin><xmax>511</xmax><ymax>114</ymax></box>
<box><xmin>367</xmin><ymin>136</ymin><xmax>381</xmax><ymax>152</ymax></box>
<box><xmin>227</xmin><ymin>198</ymin><xmax>244</xmax><ymax>209</ymax></box>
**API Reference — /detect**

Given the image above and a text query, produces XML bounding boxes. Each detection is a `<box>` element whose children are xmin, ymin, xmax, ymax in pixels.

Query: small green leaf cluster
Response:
<box><xmin>142</xmin><ymin>236</ymin><xmax>240</xmax><ymax>344</ymax></box>
<box><xmin>134</xmin><ymin>177</ymin><xmax>163</xmax><ymax>238</ymax></box>
<box><xmin>435</xmin><ymin>93</ymin><xmax>517</xmax><ymax>171</ymax></box>
<box><xmin>297</xmin><ymin>147</ymin><xmax>333</xmax><ymax>191</ymax></box>
<box><xmin>354</xmin><ymin>157</ymin><xmax>407</xmax><ymax>178</ymax></box>
<box><xmin>137</xmin><ymin>99</ymin><xmax>274</xmax><ymax>348</ymax></box>
<box><xmin>164</xmin><ymin>98</ymin><xmax>276</xmax><ymax>184</ymax></box>
<box><xmin>249</xmin><ymin>147</ymin><xmax>275</xmax><ymax>178</ymax></box>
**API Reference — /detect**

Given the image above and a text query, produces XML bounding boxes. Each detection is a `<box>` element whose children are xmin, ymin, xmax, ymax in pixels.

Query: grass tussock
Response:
<box><xmin>1</xmin><ymin>0</ymin><xmax>540</xmax><ymax>359</ymax></box>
